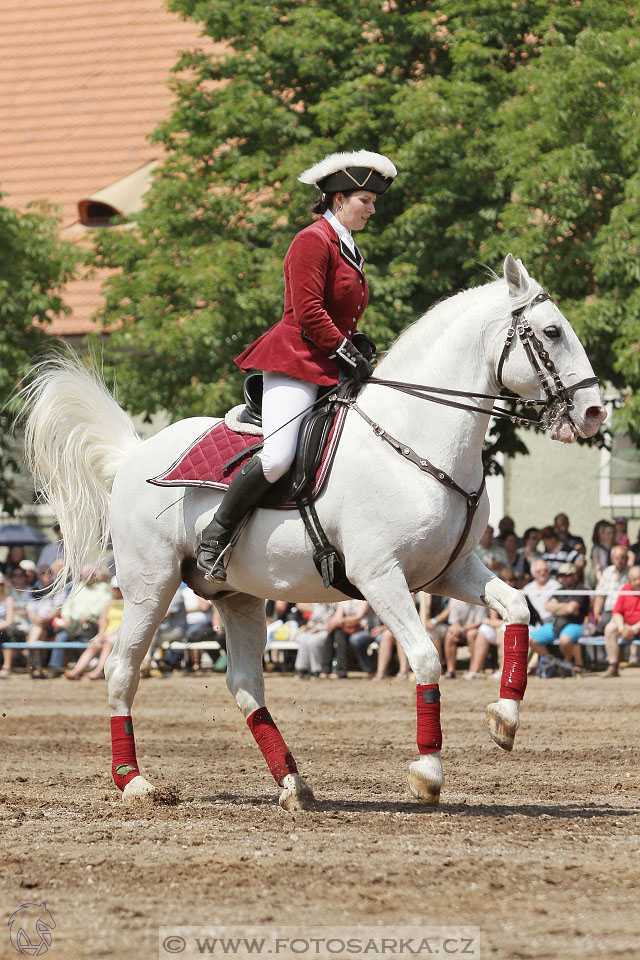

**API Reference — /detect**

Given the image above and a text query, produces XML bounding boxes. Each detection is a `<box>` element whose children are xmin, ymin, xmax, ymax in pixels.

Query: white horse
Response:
<box><xmin>22</xmin><ymin>255</ymin><xmax>605</xmax><ymax>811</ymax></box>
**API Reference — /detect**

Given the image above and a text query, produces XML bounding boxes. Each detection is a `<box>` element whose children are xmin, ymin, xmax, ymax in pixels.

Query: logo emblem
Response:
<box><xmin>8</xmin><ymin>902</ymin><xmax>55</xmax><ymax>956</ymax></box>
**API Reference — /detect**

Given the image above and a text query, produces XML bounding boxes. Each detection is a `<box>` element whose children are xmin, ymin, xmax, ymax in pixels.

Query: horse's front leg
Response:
<box><xmin>432</xmin><ymin>553</ymin><xmax>530</xmax><ymax>752</ymax></box>
<box><xmin>215</xmin><ymin>592</ymin><xmax>315</xmax><ymax>812</ymax></box>
<box><xmin>357</xmin><ymin>565</ymin><xmax>444</xmax><ymax>807</ymax></box>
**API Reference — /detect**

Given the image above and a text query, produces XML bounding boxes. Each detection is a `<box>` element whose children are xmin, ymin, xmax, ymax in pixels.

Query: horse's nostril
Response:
<box><xmin>586</xmin><ymin>405</ymin><xmax>606</xmax><ymax>422</ymax></box>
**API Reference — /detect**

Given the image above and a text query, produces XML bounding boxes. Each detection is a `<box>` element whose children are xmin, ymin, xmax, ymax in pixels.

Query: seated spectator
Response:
<box><xmin>47</xmin><ymin>565</ymin><xmax>112</xmax><ymax>676</ymax></box>
<box><xmin>1</xmin><ymin>567</ymin><xmax>32</xmax><ymax>677</ymax></box>
<box><xmin>529</xmin><ymin>562</ymin><xmax>589</xmax><ymax>669</ymax></box>
<box><xmin>19</xmin><ymin>560</ymin><xmax>38</xmax><ymax>591</ymax></box>
<box><xmin>0</xmin><ymin>574</ymin><xmax>15</xmax><ymax>678</ymax></box>
<box><xmin>554</xmin><ymin>513</ymin><xmax>586</xmax><ymax>553</ymax></box>
<box><xmin>141</xmin><ymin>587</ymin><xmax>187</xmax><ymax>677</ymax></box>
<box><xmin>539</xmin><ymin>526</ymin><xmax>582</xmax><ymax>575</ymax></box>
<box><xmin>373</xmin><ymin>627</ymin><xmax>411</xmax><ymax>680</ymax></box>
<box><xmin>163</xmin><ymin>586</ymin><xmax>213</xmax><ymax>672</ymax></box>
<box><xmin>514</xmin><ymin>527</ymin><xmax>541</xmax><ymax>585</ymax></box>
<box><xmin>348</xmin><ymin>606</ymin><xmax>385</xmax><ymax>677</ymax></box>
<box><xmin>264</xmin><ymin>602</ymin><xmax>306</xmax><ymax>668</ymax></box>
<box><xmin>590</xmin><ymin>520</ymin><xmax>615</xmax><ymax>585</ymax></box>
<box><xmin>420</xmin><ymin>592</ymin><xmax>450</xmax><ymax>665</ymax></box>
<box><xmin>592</xmin><ymin>546</ymin><xmax>630</xmax><ymax>634</ymax></box>
<box><xmin>2</xmin><ymin>546</ymin><xmax>26</xmax><ymax>577</ymax></box>
<box><xmin>294</xmin><ymin>603</ymin><xmax>338</xmax><ymax>678</ymax></box>
<box><xmin>442</xmin><ymin>598</ymin><xmax>490</xmax><ymax>679</ymax></box>
<box><xmin>25</xmin><ymin>566</ymin><xmax>68</xmax><ymax>679</ymax></box>
<box><xmin>66</xmin><ymin>577</ymin><xmax>124</xmax><ymax>680</ymax></box>
<box><xmin>613</xmin><ymin>517</ymin><xmax>630</xmax><ymax>549</ymax></box>
<box><xmin>474</xmin><ymin>525</ymin><xmax>508</xmax><ymax>572</ymax></box>
<box><xmin>522</xmin><ymin>558</ymin><xmax>561</xmax><ymax>626</ymax></box>
<box><xmin>496</xmin><ymin>515</ymin><xmax>522</xmax><ymax>548</ymax></box>
<box><xmin>325</xmin><ymin>599</ymin><xmax>369</xmax><ymax>678</ymax></box>
<box><xmin>501</xmin><ymin>532</ymin><xmax>521</xmax><ymax>578</ymax></box>
<box><xmin>36</xmin><ymin>523</ymin><xmax>64</xmax><ymax>570</ymax></box>
<box><xmin>466</xmin><ymin>607</ymin><xmax>504</xmax><ymax>679</ymax></box>
<box><xmin>602</xmin><ymin>566</ymin><xmax>640</xmax><ymax>678</ymax></box>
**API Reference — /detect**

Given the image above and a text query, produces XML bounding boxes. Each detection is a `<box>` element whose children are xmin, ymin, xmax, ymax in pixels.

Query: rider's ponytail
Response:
<box><xmin>310</xmin><ymin>192</ymin><xmax>333</xmax><ymax>215</ymax></box>
<box><xmin>310</xmin><ymin>189</ymin><xmax>357</xmax><ymax>216</ymax></box>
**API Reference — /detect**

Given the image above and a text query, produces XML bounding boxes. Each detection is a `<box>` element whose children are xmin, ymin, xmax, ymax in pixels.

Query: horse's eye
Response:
<box><xmin>543</xmin><ymin>325</ymin><xmax>561</xmax><ymax>339</ymax></box>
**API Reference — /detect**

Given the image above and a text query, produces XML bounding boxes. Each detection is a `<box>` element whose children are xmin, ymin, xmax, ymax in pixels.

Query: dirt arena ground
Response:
<box><xmin>1</xmin><ymin>669</ymin><xmax>639</xmax><ymax>960</ymax></box>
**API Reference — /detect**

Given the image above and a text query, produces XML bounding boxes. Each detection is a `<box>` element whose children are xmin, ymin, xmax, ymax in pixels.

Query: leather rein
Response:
<box><xmin>333</xmin><ymin>290</ymin><xmax>599</xmax><ymax>588</ymax></box>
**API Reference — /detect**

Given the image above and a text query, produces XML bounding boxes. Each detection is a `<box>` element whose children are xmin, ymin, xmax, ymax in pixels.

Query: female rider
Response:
<box><xmin>196</xmin><ymin>150</ymin><xmax>397</xmax><ymax>579</ymax></box>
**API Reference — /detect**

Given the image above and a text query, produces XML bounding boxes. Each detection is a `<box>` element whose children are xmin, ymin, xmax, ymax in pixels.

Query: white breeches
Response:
<box><xmin>258</xmin><ymin>372</ymin><xmax>319</xmax><ymax>483</ymax></box>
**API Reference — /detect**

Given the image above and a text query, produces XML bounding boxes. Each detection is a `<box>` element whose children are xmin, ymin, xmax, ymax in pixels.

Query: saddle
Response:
<box><xmin>240</xmin><ymin>374</ymin><xmax>341</xmax><ymax>508</ymax></box>
<box><xmin>148</xmin><ymin>375</ymin><xmax>363</xmax><ymax>598</ymax></box>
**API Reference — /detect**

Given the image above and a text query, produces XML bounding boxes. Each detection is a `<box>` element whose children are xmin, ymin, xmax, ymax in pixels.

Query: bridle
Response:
<box><xmin>496</xmin><ymin>291</ymin><xmax>598</xmax><ymax>431</ymax></box>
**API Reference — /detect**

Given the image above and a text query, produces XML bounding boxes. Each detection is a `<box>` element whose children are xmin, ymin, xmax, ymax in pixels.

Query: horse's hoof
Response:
<box><xmin>486</xmin><ymin>700</ymin><xmax>519</xmax><ymax>752</ymax></box>
<box><xmin>122</xmin><ymin>775</ymin><xmax>156</xmax><ymax>805</ymax></box>
<box><xmin>408</xmin><ymin>754</ymin><xmax>443</xmax><ymax>807</ymax></box>
<box><xmin>278</xmin><ymin>773</ymin><xmax>315</xmax><ymax>812</ymax></box>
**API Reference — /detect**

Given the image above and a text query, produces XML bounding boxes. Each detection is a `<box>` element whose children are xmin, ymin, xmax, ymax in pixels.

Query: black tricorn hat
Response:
<box><xmin>298</xmin><ymin>150</ymin><xmax>397</xmax><ymax>195</ymax></box>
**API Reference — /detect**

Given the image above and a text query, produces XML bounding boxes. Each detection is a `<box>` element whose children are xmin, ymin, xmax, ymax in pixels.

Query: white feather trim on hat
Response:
<box><xmin>298</xmin><ymin>150</ymin><xmax>397</xmax><ymax>186</ymax></box>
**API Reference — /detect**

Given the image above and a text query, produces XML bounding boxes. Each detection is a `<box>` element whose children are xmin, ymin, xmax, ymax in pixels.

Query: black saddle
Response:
<box><xmin>237</xmin><ymin>374</ymin><xmax>341</xmax><ymax>509</ymax></box>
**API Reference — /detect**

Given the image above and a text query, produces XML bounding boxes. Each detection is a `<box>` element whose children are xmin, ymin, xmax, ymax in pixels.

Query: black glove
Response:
<box><xmin>352</xmin><ymin>331</ymin><xmax>377</xmax><ymax>363</ymax></box>
<box><xmin>330</xmin><ymin>337</ymin><xmax>374</xmax><ymax>381</ymax></box>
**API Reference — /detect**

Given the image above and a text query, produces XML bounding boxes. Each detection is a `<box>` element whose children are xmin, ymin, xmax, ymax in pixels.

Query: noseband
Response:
<box><xmin>496</xmin><ymin>291</ymin><xmax>598</xmax><ymax>430</ymax></box>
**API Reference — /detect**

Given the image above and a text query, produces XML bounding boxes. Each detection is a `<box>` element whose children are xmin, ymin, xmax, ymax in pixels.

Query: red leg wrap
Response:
<box><xmin>500</xmin><ymin>624</ymin><xmax>529</xmax><ymax>700</ymax></box>
<box><xmin>416</xmin><ymin>683</ymin><xmax>442</xmax><ymax>754</ymax></box>
<box><xmin>110</xmin><ymin>715</ymin><xmax>141</xmax><ymax>791</ymax></box>
<box><xmin>247</xmin><ymin>707</ymin><xmax>298</xmax><ymax>784</ymax></box>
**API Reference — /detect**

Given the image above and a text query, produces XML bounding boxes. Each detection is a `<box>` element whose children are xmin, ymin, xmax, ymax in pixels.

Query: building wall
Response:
<box><xmin>503</xmin><ymin>433</ymin><xmax>604</xmax><ymax>545</ymax></box>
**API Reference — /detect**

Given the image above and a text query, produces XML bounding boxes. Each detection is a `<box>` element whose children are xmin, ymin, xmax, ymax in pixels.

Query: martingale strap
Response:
<box><xmin>344</xmin><ymin>399</ymin><xmax>485</xmax><ymax>587</ymax></box>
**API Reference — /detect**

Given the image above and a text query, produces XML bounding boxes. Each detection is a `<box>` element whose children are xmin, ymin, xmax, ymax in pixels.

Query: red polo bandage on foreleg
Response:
<box><xmin>500</xmin><ymin>624</ymin><xmax>529</xmax><ymax>700</ymax></box>
<box><xmin>416</xmin><ymin>684</ymin><xmax>442</xmax><ymax>754</ymax></box>
<box><xmin>111</xmin><ymin>715</ymin><xmax>141</xmax><ymax>791</ymax></box>
<box><xmin>247</xmin><ymin>707</ymin><xmax>298</xmax><ymax>784</ymax></box>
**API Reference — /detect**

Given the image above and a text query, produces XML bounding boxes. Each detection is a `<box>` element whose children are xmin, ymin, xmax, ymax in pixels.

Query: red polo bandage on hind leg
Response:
<box><xmin>500</xmin><ymin>624</ymin><xmax>529</xmax><ymax>700</ymax></box>
<box><xmin>247</xmin><ymin>707</ymin><xmax>298</xmax><ymax>784</ymax></box>
<box><xmin>416</xmin><ymin>684</ymin><xmax>442</xmax><ymax>754</ymax></box>
<box><xmin>111</xmin><ymin>715</ymin><xmax>141</xmax><ymax>791</ymax></box>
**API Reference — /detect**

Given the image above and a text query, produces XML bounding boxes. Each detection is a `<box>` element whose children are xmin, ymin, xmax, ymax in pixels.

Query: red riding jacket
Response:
<box><xmin>235</xmin><ymin>216</ymin><xmax>369</xmax><ymax>386</ymax></box>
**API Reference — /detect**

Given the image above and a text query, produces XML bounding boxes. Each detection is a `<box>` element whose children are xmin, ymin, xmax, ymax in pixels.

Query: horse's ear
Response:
<box><xmin>504</xmin><ymin>253</ymin><xmax>529</xmax><ymax>297</ymax></box>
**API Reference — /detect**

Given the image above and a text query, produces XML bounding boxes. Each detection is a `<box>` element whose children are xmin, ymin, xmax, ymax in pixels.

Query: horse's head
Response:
<box><xmin>497</xmin><ymin>253</ymin><xmax>606</xmax><ymax>442</ymax></box>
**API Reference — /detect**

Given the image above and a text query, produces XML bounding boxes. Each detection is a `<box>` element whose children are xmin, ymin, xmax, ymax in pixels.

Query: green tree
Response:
<box><xmin>0</xmin><ymin>197</ymin><xmax>79</xmax><ymax>511</ymax></box>
<box><xmin>93</xmin><ymin>0</ymin><xmax>639</xmax><ymax>463</ymax></box>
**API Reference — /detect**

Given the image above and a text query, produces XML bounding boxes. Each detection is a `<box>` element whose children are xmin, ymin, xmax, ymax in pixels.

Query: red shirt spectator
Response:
<box><xmin>612</xmin><ymin>576</ymin><xmax>640</xmax><ymax>629</ymax></box>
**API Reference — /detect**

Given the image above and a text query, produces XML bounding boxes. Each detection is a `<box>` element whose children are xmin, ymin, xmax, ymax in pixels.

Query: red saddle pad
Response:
<box><xmin>147</xmin><ymin>407</ymin><xmax>347</xmax><ymax>504</ymax></box>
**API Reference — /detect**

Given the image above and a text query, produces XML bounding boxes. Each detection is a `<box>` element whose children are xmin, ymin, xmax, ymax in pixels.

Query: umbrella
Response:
<box><xmin>0</xmin><ymin>524</ymin><xmax>50</xmax><ymax>546</ymax></box>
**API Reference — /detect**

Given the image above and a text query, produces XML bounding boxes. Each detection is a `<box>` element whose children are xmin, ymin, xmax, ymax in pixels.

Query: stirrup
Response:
<box><xmin>196</xmin><ymin>538</ymin><xmax>232</xmax><ymax>581</ymax></box>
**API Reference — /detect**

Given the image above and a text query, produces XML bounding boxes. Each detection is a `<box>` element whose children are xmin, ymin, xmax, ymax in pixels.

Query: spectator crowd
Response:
<box><xmin>1</xmin><ymin>511</ymin><xmax>639</xmax><ymax>682</ymax></box>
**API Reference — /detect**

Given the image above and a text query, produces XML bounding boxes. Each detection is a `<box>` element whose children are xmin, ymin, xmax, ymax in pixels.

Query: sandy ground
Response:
<box><xmin>1</xmin><ymin>669</ymin><xmax>639</xmax><ymax>960</ymax></box>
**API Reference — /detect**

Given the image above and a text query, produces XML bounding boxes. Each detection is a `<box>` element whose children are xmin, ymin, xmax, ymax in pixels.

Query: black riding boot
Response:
<box><xmin>196</xmin><ymin>455</ymin><xmax>272</xmax><ymax>580</ymax></box>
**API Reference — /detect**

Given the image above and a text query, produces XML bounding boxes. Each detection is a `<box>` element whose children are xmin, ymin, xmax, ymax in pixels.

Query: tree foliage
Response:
<box><xmin>92</xmin><ymin>0</ymin><xmax>640</xmax><ymax>464</ymax></box>
<box><xmin>0</xmin><ymin>198</ymin><xmax>79</xmax><ymax>511</ymax></box>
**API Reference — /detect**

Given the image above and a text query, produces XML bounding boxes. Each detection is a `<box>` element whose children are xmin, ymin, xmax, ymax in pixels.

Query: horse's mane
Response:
<box><xmin>378</xmin><ymin>273</ymin><xmax>543</xmax><ymax>379</ymax></box>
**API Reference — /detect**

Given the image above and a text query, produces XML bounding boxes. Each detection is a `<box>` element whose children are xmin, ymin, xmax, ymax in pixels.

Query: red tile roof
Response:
<box><xmin>0</xmin><ymin>0</ymin><xmax>221</xmax><ymax>334</ymax></box>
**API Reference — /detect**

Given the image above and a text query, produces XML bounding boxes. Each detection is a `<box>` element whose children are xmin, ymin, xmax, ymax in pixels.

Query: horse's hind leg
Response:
<box><xmin>105</xmin><ymin>576</ymin><xmax>181</xmax><ymax>804</ymax></box>
<box><xmin>215</xmin><ymin>592</ymin><xmax>315</xmax><ymax>812</ymax></box>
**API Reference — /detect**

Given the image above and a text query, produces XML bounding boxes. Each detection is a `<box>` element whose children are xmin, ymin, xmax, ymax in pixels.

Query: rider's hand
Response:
<box><xmin>330</xmin><ymin>337</ymin><xmax>374</xmax><ymax>381</ymax></box>
<box><xmin>352</xmin><ymin>331</ymin><xmax>377</xmax><ymax>364</ymax></box>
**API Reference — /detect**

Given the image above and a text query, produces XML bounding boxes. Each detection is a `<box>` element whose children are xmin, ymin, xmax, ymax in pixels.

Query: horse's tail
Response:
<box><xmin>21</xmin><ymin>352</ymin><xmax>142</xmax><ymax>584</ymax></box>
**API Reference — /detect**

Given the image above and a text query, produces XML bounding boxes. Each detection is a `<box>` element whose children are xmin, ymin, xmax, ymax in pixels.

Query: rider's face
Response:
<box><xmin>334</xmin><ymin>191</ymin><xmax>376</xmax><ymax>232</ymax></box>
